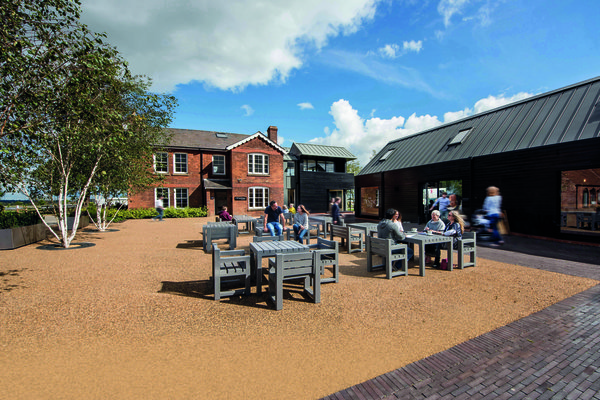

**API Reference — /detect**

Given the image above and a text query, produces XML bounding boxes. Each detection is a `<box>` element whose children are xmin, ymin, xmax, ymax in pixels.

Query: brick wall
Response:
<box><xmin>129</xmin><ymin>135</ymin><xmax>284</xmax><ymax>217</ymax></box>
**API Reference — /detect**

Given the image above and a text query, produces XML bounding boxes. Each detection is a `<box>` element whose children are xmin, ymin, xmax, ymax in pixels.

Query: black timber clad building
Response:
<box><xmin>356</xmin><ymin>76</ymin><xmax>600</xmax><ymax>243</ymax></box>
<box><xmin>285</xmin><ymin>143</ymin><xmax>356</xmax><ymax>213</ymax></box>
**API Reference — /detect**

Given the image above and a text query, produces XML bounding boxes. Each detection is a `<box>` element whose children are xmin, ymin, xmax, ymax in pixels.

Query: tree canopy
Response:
<box><xmin>0</xmin><ymin>0</ymin><xmax>177</xmax><ymax>246</ymax></box>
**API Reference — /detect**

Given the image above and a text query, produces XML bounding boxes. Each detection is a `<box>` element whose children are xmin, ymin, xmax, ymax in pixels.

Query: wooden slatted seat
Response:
<box><xmin>211</xmin><ymin>243</ymin><xmax>251</xmax><ymax>301</ymax></box>
<box><xmin>366</xmin><ymin>236</ymin><xmax>409</xmax><ymax>279</ymax></box>
<box><xmin>329</xmin><ymin>224</ymin><xmax>364</xmax><ymax>253</ymax></box>
<box><xmin>268</xmin><ymin>251</ymin><xmax>320</xmax><ymax>311</ymax></box>
<box><xmin>308</xmin><ymin>237</ymin><xmax>339</xmax><ymax>284</ymax></box>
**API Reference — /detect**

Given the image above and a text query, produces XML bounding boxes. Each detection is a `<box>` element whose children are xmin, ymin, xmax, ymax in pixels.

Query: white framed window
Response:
<box><xmin>173</xmin><ymin>153</ymin><xmax>188</xmax><ymax>174</ymax></box>
<box><xmin>213</xmin><ymin>155</ymin><xmax>225</xmax><ymax>175</ymax></box>
<box><xmin>248</xmin><ymin>187</ymin><xmax>269</xmax><ymax>209</ymax></box>
<box><xmin>248</xmin><ymin>153</ymin><xmax>269</xmax><ymax>175</ymax></box>
<box><xmin>155</xmin><ymin>187</ymin><xmax>170</xmax><ymax>207</ymax></box>
<box><xmin>174</xmin><ymin>188</ymin><xmax>188</xmax><ymax>208</ymax></box>
<box><xmin>154</xmin><ymin>152</ymin><xmax>168</xmax><ymax>173</ymax></box>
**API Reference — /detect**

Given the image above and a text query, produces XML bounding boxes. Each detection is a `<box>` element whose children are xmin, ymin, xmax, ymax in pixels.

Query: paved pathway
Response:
<box><xmin>321</xmin><ymin>237</ymin><xmax>600</xmax><ymax>399</ymax></box>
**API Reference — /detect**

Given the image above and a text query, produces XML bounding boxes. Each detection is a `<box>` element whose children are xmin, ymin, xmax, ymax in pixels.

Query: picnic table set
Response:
<box><xmin>203</xmin><ymin>216</ymin><xmax>476</xmax><ymax>310</ymax></box>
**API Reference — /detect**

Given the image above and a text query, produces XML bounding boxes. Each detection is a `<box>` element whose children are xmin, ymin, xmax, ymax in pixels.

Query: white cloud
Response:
<box><xmin>298</xmin><ymin>102</ymin><xmax>314</xmax><ymax>110</ymax></box>
<box><xmin>403</xmin><ymin>40</ymin><xmax>423</xmax><ymax>53</ymax></box>
<box><xmin>437</xmin><ymin>0</ymin><xmax>469</xmax><ymax>27</ymax></box>
<box><xmin>80</xmin><ymin>0</ymin><xmax>381</xmax><ymax>92</ymax></box>
<box><xmin>309</xmin><ymin>99</ymin><xmax>441</xmax><ymax>166</ymax></box>
<box><xmin>241</xmin><ymin>105</ymin><xmax>254</xmax><ymax>116</ymax></box>
<box><xmin>473</xmin><ymin>92</ymin><xmax>533</xmax><ymax>113</ymax></box>
<box><xmin>376</xmin><ymin>40</ymin><xmax>422</xmax><ymax>59</ymax></box>
<box><xmin>378</xmin><ymin>44</ymin><xmax>401</xmax><ymax>58</ymax></box>
<box><xmin>312</xmin><ymin>91</ymin><xmax>535</xmax><ymax>167</ymax></box>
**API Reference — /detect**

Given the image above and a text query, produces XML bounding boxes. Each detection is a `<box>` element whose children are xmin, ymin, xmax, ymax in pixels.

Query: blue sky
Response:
<box><xmin>76</xmin><ymin>0</ymin><xmax>599</xmax><ymax>167</ymax></box>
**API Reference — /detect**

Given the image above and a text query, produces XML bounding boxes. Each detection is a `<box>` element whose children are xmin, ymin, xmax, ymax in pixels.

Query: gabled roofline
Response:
<box><xmin>226</xmin><ymin>131</ymin><xmax>285</xmax><ymax>153</ymax></box>
<box><xmin>386</xmin><ymin>75</ymin><xmax>600</xmax><ymax>146</ymax></box>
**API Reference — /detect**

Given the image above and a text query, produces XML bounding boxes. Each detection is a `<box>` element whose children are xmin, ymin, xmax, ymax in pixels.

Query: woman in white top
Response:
<box><xmin>483</xmin><ymin>186</ymin><xmax>503</xmax><ymax>245</ymax></box>
<box><xmin>292</xmin><ymin>205</ymin><xmax>310</xmax><ymax>244</ymax></box>
<box><xmin>392</xmin><ymin>211</ymin><xmax>404</xmax><ymax>232</ymax></box>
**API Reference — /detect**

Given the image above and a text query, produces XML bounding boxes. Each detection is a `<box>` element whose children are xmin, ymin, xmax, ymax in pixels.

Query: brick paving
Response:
<box><xmin>321</xmin><ymin>237</ymin><xmax>600</xmax><ymax>400</ymax></box>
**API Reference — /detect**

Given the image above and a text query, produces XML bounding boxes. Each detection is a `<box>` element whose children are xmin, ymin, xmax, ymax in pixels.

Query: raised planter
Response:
<box><xmin>0</xmin><ymin>216</ymin><xmax>90</xmax><ymax>250</ymax></box>
<box><xmin>0</xmin><ymin>223</ymin><xmax>49</xmax><ymax>250</ymax></box>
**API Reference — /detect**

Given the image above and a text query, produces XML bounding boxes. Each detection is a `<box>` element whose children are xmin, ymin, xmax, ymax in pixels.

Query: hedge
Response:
<box><xmin>86</xmin><ymin>206</ymin><xmax>209</xmax><ymax>222</ymax></box>
<box><xmin>0</xmin><ymin>211</ymin><xmax>42</xmax><ymax>230</ymax></box>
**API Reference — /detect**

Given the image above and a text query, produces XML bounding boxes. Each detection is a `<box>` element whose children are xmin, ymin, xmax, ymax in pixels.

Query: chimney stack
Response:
<box><xmin>267</xmin><ymin>126</ymin><xmax>278</xmax><ymax>144</ymax></box>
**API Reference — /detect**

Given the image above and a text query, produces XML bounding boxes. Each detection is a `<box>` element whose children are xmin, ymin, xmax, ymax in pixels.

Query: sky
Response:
<box><xmin>75</xmin><ymin>0</ymin><xmax>599</xmax><ymax>167</ymax></box>
<box><xmin>41</xmin><ymin>0</ymin><xmax>600</xmax><ymax>168</ymax></box>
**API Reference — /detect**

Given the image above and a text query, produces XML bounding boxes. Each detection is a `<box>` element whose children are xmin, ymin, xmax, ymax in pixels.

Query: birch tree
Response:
<box><xmin>0</xmin><ymin>0</ymin><xmax>176</xmax><ymax>246</ymax></box>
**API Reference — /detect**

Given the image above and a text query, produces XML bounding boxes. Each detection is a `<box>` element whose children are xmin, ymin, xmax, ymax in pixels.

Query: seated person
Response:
<box><xmin>264</xmin><ymin>200</ymin><xmax>285</xmax><ymax>236</ymax></box>
<box><xmin>377</xmin><ymin>208</ymin><xmax>414</xmax><ymax>268</ymax></box>
<box><xmin>218</xmin><ymin>206</ymin><xmax>232</xmax><ymax>221</ymax></box>
<box><xmin>392</xmin><ymin>211</ymin><xmax>404</xmax><ymax>232</ymax></box>
<box><xmin>292</xmin><ymin>205</ymin><xmax>310</xmax><ymax>244</ymax></box>
<box><xmin>424</xmin><ymin>210</ymin><xmax>446</xmax><ymax>259</ymax></box>
<box><xmin>432</xmin><ymin>211</ymin><xmax>464</xmax><ymax>269</ymax></box>
<box><xmin>288</xmin><ymin>203</ymin><xmax>296</xmax><ymax>214</ymax></box>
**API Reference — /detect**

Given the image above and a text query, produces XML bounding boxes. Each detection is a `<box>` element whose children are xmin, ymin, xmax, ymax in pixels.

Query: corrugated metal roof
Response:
<box><xmin>359</xmin><ymin>76</ymin><xmax>600</xmax><ymax>176</ymax></box>
<box><xmin>289</xmin><ymin>142</ymin><xmax>356</xmax><ymax>159</ymax></box>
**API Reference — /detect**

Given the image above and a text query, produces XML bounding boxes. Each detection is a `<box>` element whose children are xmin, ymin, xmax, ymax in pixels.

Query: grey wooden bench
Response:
<box><xmin>308</xmin><ymin>237</ymin><xmax>339</xmax><ymax>284</ymax></box>
<box><xmin>267</xmin><ymin>251</ymin><xmax>320</xmax><ymax>311</ymax></box>
<box><xmin>203</xmin><ymin>222</ymin><xmax>237</xmax><ymax>253</ymax></box>
<box><xmin>452</xmin><ymin>231</ymin><xmax>476</xmax><ymax>270</ymax></box>
<box><xmin>329</xmin><ymin>224</ymin><xmax>364</xmax><ymax>253</ymax></box>
<box><xmin>211</xmin><ymin>243</ymin><xmax>251</xmax><ymax>300</ymax></box>
<box><xmin>366</xmin><ymin>236</ymin><xmax>409</xmax><ymax>279</ymax></box>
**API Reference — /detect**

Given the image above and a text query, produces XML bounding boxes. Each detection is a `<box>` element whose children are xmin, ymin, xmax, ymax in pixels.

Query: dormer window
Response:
<box><xmin>449</xmin><ymin>128</ymin><xmax>472</xmax><ymax>145</ymax></box>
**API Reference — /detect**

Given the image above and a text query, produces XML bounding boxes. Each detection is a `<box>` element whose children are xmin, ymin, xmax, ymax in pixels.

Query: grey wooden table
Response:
<box><xmin>310</xmin><ymin>216</ymin><xmax>332</xmax><ymax>238</ymax></box>
<box><xmin>402</xmin><ymin>233</ymin><xmax>453</xmax><ymax>276</ymax></box>
<box><xmin>232</xmin><ymin>215</ymin><xmax>257</xmax><ymax>234</ymax></box>
<box><xmin>249</xmin><ymin>240</ymin><xmax>309</xmax><ymax>293</ymax></box>
<box><xmin>346</xmin><ymin>222</ymin><xmax>379</xmax><ymax>237</ymax></box>
<box><xmin>202</xmin><ymin>222</ymin><xmax>238</xmax><ymax>253</ymax></box>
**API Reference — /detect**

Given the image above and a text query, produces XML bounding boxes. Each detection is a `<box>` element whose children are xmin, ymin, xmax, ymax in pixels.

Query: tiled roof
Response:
<box><xmin>360</xmin><ymin>76</ymin><xmax>600</xmax><ymax>175</ymax></box>
<box><xmin>166</xmin><ymin>128</ymin><xmax>250</xmax><ymax>150</ymax></box>
<box><xmin>289</xmin><ymin>143</ymin><xmax>356</xmax><ymax>159</ymax></box>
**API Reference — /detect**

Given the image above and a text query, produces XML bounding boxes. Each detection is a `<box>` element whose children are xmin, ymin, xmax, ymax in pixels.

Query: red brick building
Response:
<box><xmin>128</xmin><ymin>126</ymin><xmax>285</xmax><ymax>217</ymax></box>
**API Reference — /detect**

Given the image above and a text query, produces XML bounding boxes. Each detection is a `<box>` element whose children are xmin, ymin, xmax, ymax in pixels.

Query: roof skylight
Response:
<box><xmin>449</xmin><ymin>128</ymin><xmax>472</xmax><ymax>145</ymax></box>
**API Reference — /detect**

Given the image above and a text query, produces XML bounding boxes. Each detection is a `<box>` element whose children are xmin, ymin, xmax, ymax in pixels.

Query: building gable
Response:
<box><xmin>360</xmin><ymin>76</ymin><xmax>600</xmax><ymax>176</ymax></box>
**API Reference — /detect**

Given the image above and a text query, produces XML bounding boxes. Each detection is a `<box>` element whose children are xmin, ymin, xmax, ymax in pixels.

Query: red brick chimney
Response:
<box><xmin>267</xmin><ymin>126</ymin><xmax>278</xmax><ymax>144</ymax></box>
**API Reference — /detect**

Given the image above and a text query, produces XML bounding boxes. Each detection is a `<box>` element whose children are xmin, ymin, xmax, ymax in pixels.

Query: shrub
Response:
<box><xmin>0</xmin><ymin>211</ymin><xmax>42</xmax><ymax>229</ymax></box>
<box><xmin>85</xmin><ymin>206</ymin><xmax>208</xmax><ymax>222</ymax></box>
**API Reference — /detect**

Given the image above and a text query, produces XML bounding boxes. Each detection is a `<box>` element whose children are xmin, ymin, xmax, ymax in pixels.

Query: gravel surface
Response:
<box><xmin>0</xmin><ymin>217</ymin><xmax>596</xmax><ymax>399</ymax></box>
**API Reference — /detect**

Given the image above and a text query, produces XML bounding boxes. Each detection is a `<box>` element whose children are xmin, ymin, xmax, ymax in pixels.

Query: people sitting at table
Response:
<box><xmin>377</xmin><ymin>208</ymin><xmax>414</xmax><ymax>267</ymax></box>
<box><xmin>432</xmin><ymin>211</ymin><xmax>464</xmax><ymax>269</ymax></box>
<box><xmin>218</xmin><ymin>206</ymin><xmax>232</xmax><ymax>221</ymax></box>
<box><xmin>424</xmin><ymin>210</ymin><xmax>446</xmax><ymax>261</ymax></box>
<box><xmin>264</xmin><ymin>200</ymin><xmax>285</xmax><ymax>236</ymax></box>
<box><xmin>292</xmin><ymin>204</ymin><xmax>310</xmax><ymax>244</ymax></box>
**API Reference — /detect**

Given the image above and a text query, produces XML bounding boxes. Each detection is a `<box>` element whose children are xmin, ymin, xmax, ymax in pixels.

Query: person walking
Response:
<box><xmin>430</xmin><ymin>192</ymin><xmax>451</xmax><ymax>220</ymax></box>
<box><xmin>483</xmin><ymin>186</ymin><xmax>504</xmax><ymax>246</ymax></box>
<box><xmin>153</xmin><ymin>196</ymin><xmax>165</xmax><ymax>221</ymax></box>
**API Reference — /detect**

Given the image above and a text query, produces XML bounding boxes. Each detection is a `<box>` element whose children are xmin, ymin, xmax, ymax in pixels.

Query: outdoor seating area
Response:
<box><xmin>4</xmin><ymin>215</ymin><xmax>597</xmax><ymax>400</ymax></box>
<box><xmin>202</xmin><ymin>214</ymin><xmax>478</xmax><ymax>309</ymax></box>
